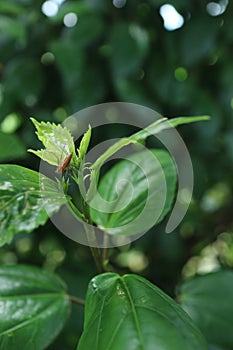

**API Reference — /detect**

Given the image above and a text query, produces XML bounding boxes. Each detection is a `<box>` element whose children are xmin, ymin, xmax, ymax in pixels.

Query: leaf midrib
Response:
<box><xmin>121</xmin><ymin>278</ymin><xmax>146</xmax><ymax>350</ymax></box>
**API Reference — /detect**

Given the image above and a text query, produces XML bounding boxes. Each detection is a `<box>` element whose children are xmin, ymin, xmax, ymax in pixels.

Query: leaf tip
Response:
<box><xmin>30</xmin><ymin>117</ymin><xmax>38</xmax><ymax>125</ymax></box>
<box><xmin>27</xmin><ymin>148</ymin><xmax>38</xmax><ymax>156</ymax></box>
<box><xmin>201</xmin><ymin>115</ymin><xmax>211</xmax><ymax>120</ymax></box>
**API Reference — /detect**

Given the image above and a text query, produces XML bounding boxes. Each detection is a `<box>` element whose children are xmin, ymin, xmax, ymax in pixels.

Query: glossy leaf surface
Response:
<box><xmin>77</xmin><ymin>273</ymin><xmax>208</xmax><ymax>350</ymax></box>
<box><xmin>0</xmin><ymin>265</ymin><xmax>70</xmax><ymax>350</ymax></box>
<box><xmin>0</xmin><ymin>165</ymin><xmax>66</xmax><ymax>246</ymax></box>
<box><xmin>90</xmin><ymin>149</ymin><xmax>177</xmax><ymax>235</ymax></box>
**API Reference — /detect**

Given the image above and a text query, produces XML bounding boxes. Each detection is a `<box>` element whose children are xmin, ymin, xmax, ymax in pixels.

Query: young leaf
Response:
<box><xmin>86</xmin><ymin>115</ymin><xmax>209</xmax><ymax>209</ymax></box>
<box><xmin>90</xmin><ymin>115</ymin><xmax>210</xmax><ymax>172</ymax></box>
<box><xmin>0</xmin><ymin>265</ymin><xmax>70</xmax><ymax>350</ymax></box>
<box><xmin>0</xmin><ymin>165</ymin><xmax>66</xmax><ymax>246</ymax></box>
<box><xmin>28</xmin><ymin>117</ymin><xmax>77</xmax><ymax>168</ymax></box>
<box><xmin>90</xmin><ymin>149</ymin><xmax>177</xmax><ymax>236</ymax></box>
<box><xmin>130</xmin><ymin>115</ymin><xmax>210</xmax><ymax>141</ymax></box>
<box><xmin>178</xmin><ymin>270</ymin><xmax>233</xmax><ymax>350</ymax></box>
<box><xmin>78</xmin><ymin>124</ymin><xmax>92</xmax><ymax>160</ymax></box>
<box><xmin>77</xmin><ymin>273</ymin><xmax>208</xmax><ymax>350</ymax></box>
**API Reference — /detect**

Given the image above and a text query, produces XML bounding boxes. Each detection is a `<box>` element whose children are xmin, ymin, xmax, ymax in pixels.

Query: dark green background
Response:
<box><xmin>0</xmin><ymin>1</ymin><xmax>233</xmax><ymax>349</ymax></box>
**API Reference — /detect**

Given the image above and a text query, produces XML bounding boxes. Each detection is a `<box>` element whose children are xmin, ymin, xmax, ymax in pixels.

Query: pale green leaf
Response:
<box><xmin>28</xmin><ymin>118</ymin><xmax>77</xmax><ymax>168</ymax></box>
<box><xmin>131</xmin><ymin>115</ymin><xmax>211</xmax><ymax>142</ymax></box>
<box><xmin>78</xmin><ymin>124</ymin><xmax>92</xmax><ymax>159</ymax></box>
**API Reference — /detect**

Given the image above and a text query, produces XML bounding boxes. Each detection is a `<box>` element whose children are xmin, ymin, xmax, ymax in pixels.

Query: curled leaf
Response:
<box><xmin>78</xmin><ymin>124</ymin><xmax>92</xmax><ymax>160</ymax></box>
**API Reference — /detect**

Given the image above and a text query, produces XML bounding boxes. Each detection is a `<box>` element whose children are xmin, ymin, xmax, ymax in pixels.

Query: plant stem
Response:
<box><xmin>67</xmin><ymin>197</ymin><xmax>85</xmax><ymax>221</ymax></box>
<box><xmin>81</xmin><ymin>198</ymin><xmax>104</xmax><ymax>273</ymax></box>
<box><xmin>68</xmin><ymin>295</ymin><xmax>85</xmax><ymax>306</ymax></box>
<box><xmin>90</xmin><ymin>245</ymin><xmax>104</xmax><ymax>273</ymax></box>
<box><xmin>85</xmin><ymin>225</ymin><xmax>103</xmax><ymax>272</ymax></box>
<box><xmin>102</xmin><ymin>232</ymin><xmax>109</xmax><ymax>269</ymax></box>
<box><xmin>72</xmin><ymin>163</ymin><xmax>105</xmax><ymax>273</ymax></box>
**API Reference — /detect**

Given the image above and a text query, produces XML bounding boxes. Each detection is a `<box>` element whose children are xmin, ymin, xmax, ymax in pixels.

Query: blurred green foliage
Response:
<box><xmin>0</xmin><ymin>0</ymin><xmax>233</xmax><ymax>349</ymax></box>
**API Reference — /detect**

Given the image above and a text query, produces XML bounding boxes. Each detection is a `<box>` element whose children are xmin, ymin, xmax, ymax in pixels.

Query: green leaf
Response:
<box><xmin>90</xmin><ymin>149</ymin><xmax>177</xmax><ymax>236</ymax></box>
<box><xmin>179</xmin><ymin>270</ymin><xmax>233</xmax><ymax>350</ymax></box>
<box><xmin>90</xmin><ymin>116</ymin><xmax>210</xmax><ymax>172</ymax></box>
<box><xmin>165</xmin><ymin>115</ymin><xmax>211</xmax><ymax>128</ymax></box>
<box><xmin>78</xmin><ymin>125</ymin><xmax>92</xmax><ymax>160</ymax></box>
<box><xmin>0</xmin><ymin>165</ymin><xmax>66</xmax><ymax>246</ymax></box>
<box><xmin>0</xmin><ymin>265</ymin><xmax>70</xmax><ymax>350</ymax></box>
<box><xmin>28</xmin><ymin>118</ymin><xmax>78</xmax><ymax>169</ymax></box>
<box><xmin>131</xmin><ymin>115</ymin><xmax>211</xmax><ymax>142</ymax></box>
<box><xmin>77</xmin><ymin>273</ymin><xmax>208</xmax><ymax>350</ymax></box>
<box><xmin>0</xmin><ymin>132</ymin><xmax>26</xmax><ymax>162</ymax></box>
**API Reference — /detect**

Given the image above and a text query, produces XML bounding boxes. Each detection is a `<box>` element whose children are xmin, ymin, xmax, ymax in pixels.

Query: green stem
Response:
<box><xmin>90</xmin><ymin>246</ymin><xmax>104</xmax><ymax>273</ymax></box>
<box><xmin>83</xmin><ymin>222</ymin><xmax>104</xmax><ymax>273</ymax></box>
<box><xmin>90</xmin><ymin>137</ymin><xmax>132</xmax><ymax>171</ymax></box>
<box><xmin>102</xmin><ymin>232</ymin><xmax>109</xmax><ymax>269</ymax></box>
<box><xmin>67</xmin><ymin>197</ymin><xmax>85</xmax><ymax>221</ymax></box>
<box><xmin>71</xmin><ymin>160</ymin><xmax>108</xmax><ymax>273</ymax></box>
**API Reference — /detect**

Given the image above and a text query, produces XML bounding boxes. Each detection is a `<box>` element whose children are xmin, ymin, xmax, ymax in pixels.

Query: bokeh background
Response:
<box><xmin>0</xmin><ymin>0</ymin><xmax>233</xmax><ymax>348</ymax></box>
